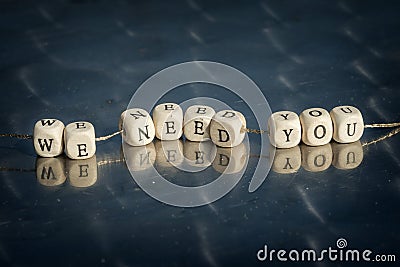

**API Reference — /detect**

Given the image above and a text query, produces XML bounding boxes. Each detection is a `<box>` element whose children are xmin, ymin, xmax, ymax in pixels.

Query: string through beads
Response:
<box><xmin>362</xmin><ymin>127</ymin><xmax>400</xmax><ymax>147</ymax></box>
<box><xmin>0</xmin><ymin>133</ymin><xmax>32</xmax><ymax>139</ymax></box>
<box><xmin>95</xmin><ymin>130</ymin><xmax>123</xmax><ymax>142</ymax></box>
<box><xmin>364</xmin><ymin>122</ymin><xmax>400</xmax><ymax>128</ymax></box>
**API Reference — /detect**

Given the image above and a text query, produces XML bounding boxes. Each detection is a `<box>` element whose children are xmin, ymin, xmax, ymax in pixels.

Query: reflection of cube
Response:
<box><xmin>212</xmin><ymin>143</ymin><xmax>247</xmax><ymax>174</ymax></box>
<box><xmin>155</xmin><ymin>140</ymin><xmax>184</xmax><ymax>168</ymax></box>
<box><xmin>300</xmin><ymin>108</ymin><xmax>333</xmax><ymax>146</ymax></box>
<box><xmin>330</xmin><ymin>106</ymin><xmax>364</xmax><ymax>143</ymax></box>
<box><xmin>210</xmin><ymin>110</ymin><xmax>246</xmax><ymax>148</ymax></box>
<box><xmin>153</xmin><ymin>103</ymin><xmax>183</xmax><ymax>141</ymax></box>
<box><xmin>68</xmin><ymin>156</ymin><xmax>97</xmax><ymax>188</ymax></box>
<box><xmin>122</xmin><ymin>108</ymin><xmax>155</xmax><ymax>146</ymax></box>
<box><xmin>123</xmin><ymin>142</ymin><xmax>156</xmax><ymax>171</ymax></box>
<box><xmin>64</xmin><ymin>121</ymin><xmax>96</xmax><ymax>160</ymax></box>
<box><xmin>36</xmin><ymin>157</ymin><xmax>66</xmax><ymax>186</ymax></box>
<box><xmin>184</xmin><ymin>140</ymin><xmax>216</xmax><ymax>167</ymax></box>
<box><xmin>268</xmin><ymin>111</ymin><xmax>301</xmax><ymax>148</ymax></box>
<box><xmin>301</xmin><ymin>144</ymin><xmax>333</xmax><ymax>172</ymax></box>
<box><xmin>272</xmin><ymin>146</ymin><xmax>301</xmax><ymax>174</ymax></box>
<box><xmin>332</xmin><ymin>141</ymin><xmax>363</xmax><ymax>170</ymax></box>
<box><xmin>183</xmin><ymin>105</ymin><xmax>215</xmax><ymax>141</ymax></box>
<box><xmin>33</xmin><ymin>119</ymin><xmax>65</xmax><ymax>157</ymax></box>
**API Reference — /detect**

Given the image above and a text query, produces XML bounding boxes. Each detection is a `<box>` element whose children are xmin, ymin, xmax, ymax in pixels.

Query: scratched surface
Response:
<box><xmin>0</xmin><ymin>0</ymin><xmax>400</xmax><ymax>266</ymax></box>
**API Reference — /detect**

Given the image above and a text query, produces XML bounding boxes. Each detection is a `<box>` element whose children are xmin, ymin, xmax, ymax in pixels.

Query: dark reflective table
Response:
<box><xmin>0</xmin><ymin>0</ymin><xmax>399</xmax><ymax>266</ymax></box>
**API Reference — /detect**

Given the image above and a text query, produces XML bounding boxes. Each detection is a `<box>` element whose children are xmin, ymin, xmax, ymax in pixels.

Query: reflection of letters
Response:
<box><xmin>68</xmin><ymin>156</ymin><xmax>97</xmax><ymax>188</ymax></box>
<box><xmin>79</xmin><ymin>164</ymin><xmax>89</xmax><ymax>177</ymax></box>
<box><xmin>218</xmin><ymin>153</ymin><xmax>229</xmax><ymax>166</ymax></box>
<box><xmin>41</xmin><ymin>167</ymin><xmax>56</xmax><ymax>180</ymax></box>
<box><xmin>272</xmin><ymin>141</ymin><xmax>364</xmax><ymax>173</ymax></box>
<box><xmin>36</xmin><ymin>157</ymin><xmax>66</xmax><ymax>186</ymax></box>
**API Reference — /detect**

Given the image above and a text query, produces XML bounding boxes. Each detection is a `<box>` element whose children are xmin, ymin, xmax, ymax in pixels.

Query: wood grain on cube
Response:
<box><xmin>299</xmin><ymin>108</ymin><xmax>333</xmax><ymax>146</ymax></box>
<box><xmin>183</xmin><ymin>105</ymin><xmax>215</xmax><ymax>141</ymax></box>
<box><xmin>330</xmin><ymin>105</ymin><xmax>364</xmax><ymax>143</ymax></box>
<box><xmin>268</xmin><ymin>111</ymin><xmax>301</xmax><ymax>148</ymax></box>
<box><xmin>33</xmin><ymin>119</ymin><xmax>65</xmax><ymax>157</ymax></box>
<box><xmin>122</xmin><ymin>108</ymin><xmax>155</xmax><ymax>146</ymax></box>
<box><xmin>210</xmin><ymin>110</ymin><xmax>246</xmax><ymax>147</ymax></box>
<box><xmin>153</xmin><ymin>103</ymin><xmax>183</xmax><ymax>140</ymax></box>
<box><xmin>64</xmin><ymin>121</ymin><xmax>96</xmax><ymax>160</ymax></box>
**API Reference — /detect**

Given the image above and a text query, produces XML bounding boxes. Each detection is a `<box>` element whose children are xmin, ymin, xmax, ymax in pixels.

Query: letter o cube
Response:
<box><xmin>153</xmin><ymin>103</ymin><xmax>183</xmax><ymax>141</ymax></box>
<box><xmin>268</xmin><ymin>111</ymin><xmax>301</xmax><ymax>148</ymax></box>
<box><xmin>64</xmin><ymin>121</ymin><xmax>96</xmax><ymax>160</ymax></box>
<box><xmin>330</xmin><ymin>105</ymin><xmax>364</xmax><ymax>143</ymax></box>
<box><xmin>210</xmin><ymin>110</ymin><xmax>246</xmax><ymax>147</ymax></box>
<box><xmin>299</xmin><ymin>108</ymin><xmax>333</xmax><ymax>146</ymax></box>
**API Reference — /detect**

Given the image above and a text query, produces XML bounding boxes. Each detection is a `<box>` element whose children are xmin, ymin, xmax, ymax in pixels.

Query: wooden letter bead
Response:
<box><xmin>36</xmin><ymin>157</ymin><xmax>66</xmax><ymax>186</ymax></box>
<box><xmin>67</xmin><ymin>156</ymin><xmax>97</xmax><ymax>187</ymax></box>
<box><xmin>122</xmin><ymin>108</ymin><xmax>155</xmax><ymax>146</ymax></box>
<box><xmin>33</xmin><ymin>119</ymin><xmax>65</xmax><ymax>157</ymax></box>
<box><xmin>299</xmin><ymin>108</ymin><xmax>333</xmax><ymax>146</ymax></box>
<box><xmin>301</xmin><ymin>144</ymin><xmax>333</xmax><ymax>172</ymax></box>
<box><xmin>153</xmin><ymin>103</ymin><xmax>183</xmax><ymax>141</ymax></box>
<box><xmin>64</xmin><ymin>121</ymin><xmax>96</xmax><ymax>160</ymax></box>
<box><xmin>330</xmin><ymin>105</ymin><xmax>364</xmax><ymax>143</ymax></box>
<box><xmin>272</xmin><ymin>146</ymin><xmax>301</xmax><ymax>174</ymax></box>
<box><xmin>183</xmin><ymin>105</ymin><xmax>215</xmax><ymax>141</ymax></box>
<box><xmin>268</xmin><ymin>111</ymin><xmax>301</xmax><ymax>148</ymax></box>
<box><xmin>123</xmin><ymin>142</ymin><xmax>156</xmax><ymax>171</ymax></box>
<box><xmin>212</xmin><ymin>143</ymin><xmax>247</xmax><ymax>174</ymax></box>
<box><xmin>155</xmin><ymin>140</ymin><xmax>184</xmax><ymax>168</ymax></box>
<box><xmin>332</xmin><ymin>141</ymin><xmax>363</xmax><ymax>170</ymax></box>
<box><xmin>210</xmin><ymin>110</ymin><xmax>246</xmax><ymax>147</ymax></box>
<box><xmin>183</xmin><ymin>140</ymin><xmax>216</xmax><ymax>167</ymax></box>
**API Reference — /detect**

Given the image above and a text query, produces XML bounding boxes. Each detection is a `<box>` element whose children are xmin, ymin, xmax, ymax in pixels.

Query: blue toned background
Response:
<box><xmin>0</xmin><ymin>0</ymin><xmax>399</xmax><ymax>266</ymax></box>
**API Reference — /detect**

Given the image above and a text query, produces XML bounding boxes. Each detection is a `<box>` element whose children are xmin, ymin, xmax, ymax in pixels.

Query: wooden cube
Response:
<box><xmin>183</xmin><ymin>105</ymin><xmax>215</xmax><ymax>141</ymax></box>
<box><xmin>299</xmin><ymin>108</ymin><xmax>333</xmax><ymax>146</ymax></box>
<box><xmin>64</xmin><ymin>121</ymin><xmax>96</xmax><ymax>160</ymax></box>
<box><xmin>153</xmin><ymin>103</ymin><xmax>183</xmax><ymax>140</ymax></box>
<box><xmin>210</xmin><ymin>110</ymin><xmax>246</xmax><ymax>147</ymax></box>
<box><xmin>122</xmin><ymin>108</ymin><xmax>155</xmax><ymax>146</ymax></box>
<box><xmin>330</xmin><ymin>105</ymin><xmax>364</xmax><ymax>143</ymax></box>
<box><xmin>33</xmin><ymin>119</ymin><xmax>65</xmax><ymax>157</ymax></box>
<box><xmin>268</xmin><ymin>111</ymin><xmax>301</xmax><ymax>148</ymax></box>
<box><xmin>301</xmin><ymin>144</ymin><xmax>333</xmax><ymax>172</ymax></box>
